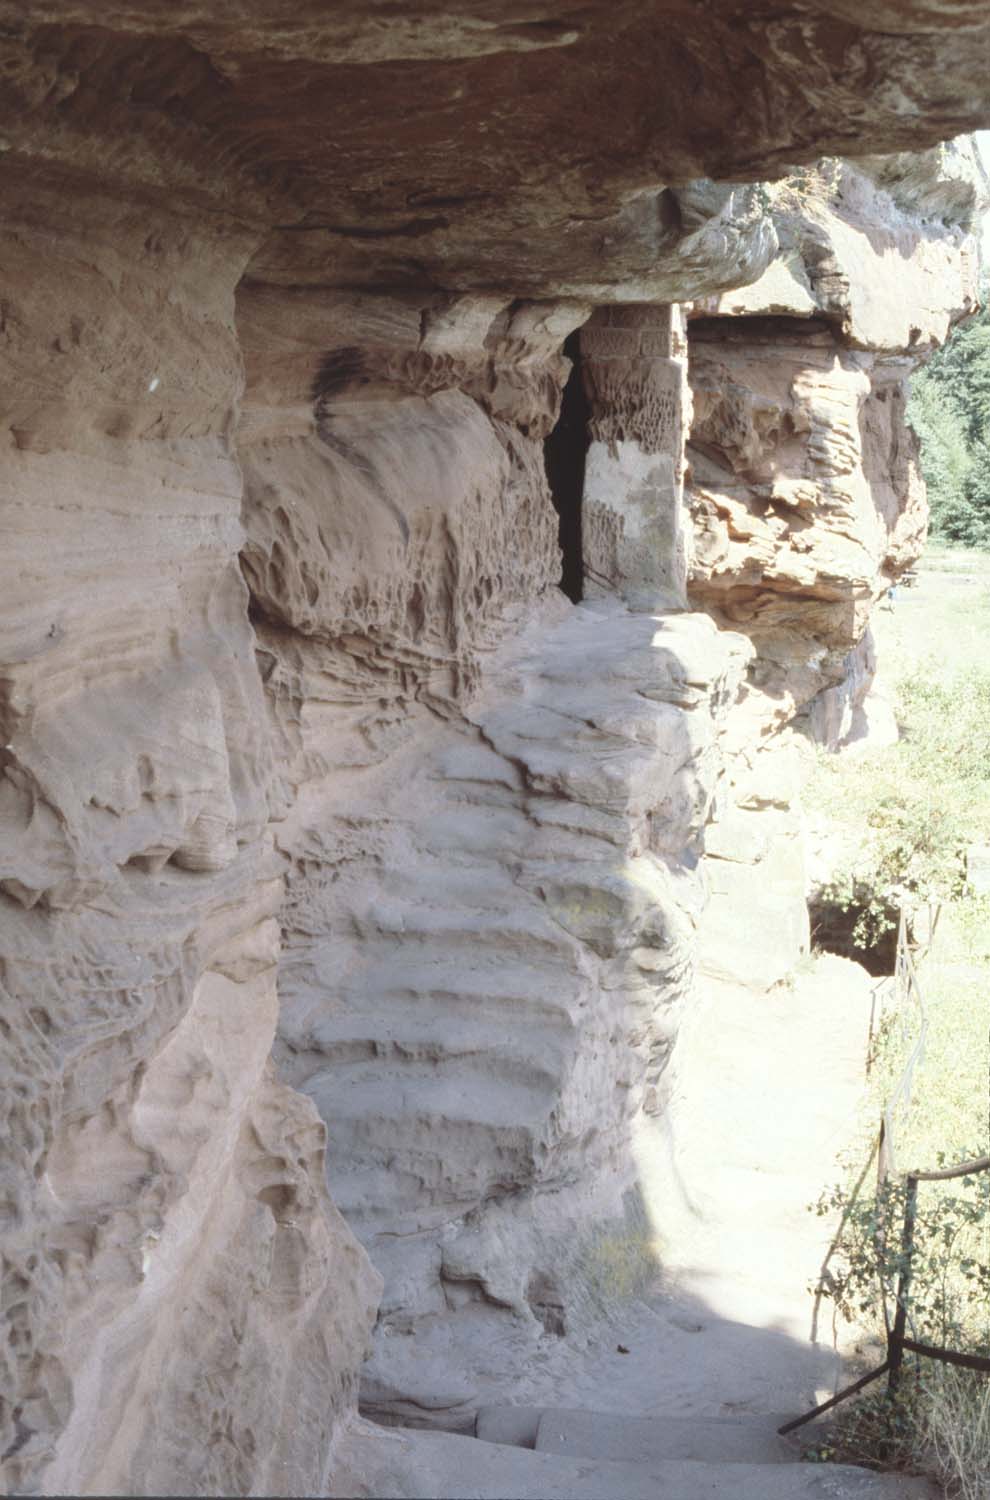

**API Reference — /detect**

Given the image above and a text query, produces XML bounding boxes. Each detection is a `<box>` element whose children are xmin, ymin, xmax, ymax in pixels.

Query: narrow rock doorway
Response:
<box><xmin>544</xmin><ymin>329</ymin><xmax>588</xmax><ymax>603</ymax></box>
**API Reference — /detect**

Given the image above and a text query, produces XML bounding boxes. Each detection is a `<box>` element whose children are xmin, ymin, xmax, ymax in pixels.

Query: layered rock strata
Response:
<box><xmin>0</xmin><ymin>8</ymin><xmax>988</xmax><ymax>1496</ymax></box>
<box><xmin>4</xmin><ymin>5</ymin><xmax>990</xmax><ymax>297</ymax></box>
<box><xmin>234</xmin><ymin>282</ymin><xmax>748</xmax><ymax>1421</ymax></box>
<box><xmin>0</xmin><ymin>174</ymin><xmax>379</xmax><ymax>1498</ymax></box>
<box><xmin>681</xmin><ymin>147</ymin><xmax>983</xmax><ymax>989</ymax></box>
<box><xmin>248</xmin><ymin>141</ymin><xmax>982</xmax><ymax>1425</ymax></box>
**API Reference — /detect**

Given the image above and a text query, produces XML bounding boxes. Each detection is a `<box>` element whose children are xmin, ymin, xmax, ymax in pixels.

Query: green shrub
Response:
<box><xmin>813</xmin><ymin>1166</ymin><xmax>990</xmax><ymax>1352</ymax></box>
<box><xmin>910</xmin><ymin>304</ymin><xmax>990</xmax><ymax>549</ymax></box>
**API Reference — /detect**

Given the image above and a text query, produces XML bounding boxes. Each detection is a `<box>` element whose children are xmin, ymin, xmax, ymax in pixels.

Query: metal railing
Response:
<box><xmin>781</xmin><ymin>904</ymin><xmax>990</xmax><ymax>1437</ymax></box>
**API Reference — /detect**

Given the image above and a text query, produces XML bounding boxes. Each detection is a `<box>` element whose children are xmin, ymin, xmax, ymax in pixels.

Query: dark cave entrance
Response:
<box><xmin>544</xmin><ymin>329</ymin><xmax>588</xmax><ymax>603</ymax></box>
<box><xmin>808</xmin><ymin>897</ymin><xmax>899</xmax><ymax>977</ymax></box>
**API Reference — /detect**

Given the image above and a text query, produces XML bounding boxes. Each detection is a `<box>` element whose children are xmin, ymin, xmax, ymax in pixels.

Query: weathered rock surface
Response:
<box><xmin>0</xmin><ymin>175</ymin><xmax>381</xmax><ymax>1497</ymax></box>
<box><xmin>271</xmin><ymin>595</ymin><xmax>750</xmax><ymax>1423</ymax></box>
<box><xmin>580</xmin><ymin>305</ymin><xmax>693</xmax><ymax>608</ymax></box>
<box><xmin>682</xmin><ymin>149</ymin><xmax>983</xmax><ymax>987</ymax></box>
<box><xmin>0</xmin><ymin>6</ymin><xmax>988</xmax><ymax>1496</ymax></box>
<box><xmin>237</xmin><ymin>280</ymin><xmax>757</xmax><ymax>1420</ymax></box>
<box><xmin>3</xmin><ymin>5</ymin><xmax>990</xmax><ymax>297</ymax></box>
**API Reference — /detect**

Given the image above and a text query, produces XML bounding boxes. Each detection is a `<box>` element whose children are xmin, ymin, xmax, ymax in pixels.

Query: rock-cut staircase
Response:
<box><xmin>328</xmin><ymin>1404</ymin><xmax>938</xmax><ymax>1498</ymax></box>
<box><xmin>327</xmin><ymin>950</ymin><xmax>942</xmax><ymax>1498</ymax></box>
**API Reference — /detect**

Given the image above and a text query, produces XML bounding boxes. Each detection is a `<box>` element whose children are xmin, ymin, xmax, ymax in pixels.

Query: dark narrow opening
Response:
<box><xmin>544</xmin><ymin>329</ymin><xmax>588</xmax><ymax>602</ymax></box>
<box><xmin>808</xmin><ymin>897</ymin><xmax>899</xmax><ymax>977</ymax></box>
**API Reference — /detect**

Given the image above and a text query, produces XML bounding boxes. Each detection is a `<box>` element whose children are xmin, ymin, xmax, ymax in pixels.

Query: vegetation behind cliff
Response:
<box><xmin>910</xmin><ymin>301</ymin><xmax>990</xmax><ymax>547</ymax></box>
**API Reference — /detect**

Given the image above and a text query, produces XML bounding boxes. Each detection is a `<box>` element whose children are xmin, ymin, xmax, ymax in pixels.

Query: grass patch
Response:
<box><xmin>806</xmin><ymin>555</ymin><xmax>990</xmax><ymax>949</ymax></box>
<box><xmin>925</xmin><ymin>1365</ymin><xmax>990</xmax><ymax>1500</ymax></box>
<box><xmin>823</xmin><ymin>1371</ymin><xmax>990</xmax><ymax>1497</ymax></box>
<box><xmin>918</xmin><ymin>545</ymin><xmax>990</xmax><ymax>576</ymax></box>
<box><xmin>581</xmin><ymin>1229</ymin><xmax>659</xmax><ymax>1304</ymax></box>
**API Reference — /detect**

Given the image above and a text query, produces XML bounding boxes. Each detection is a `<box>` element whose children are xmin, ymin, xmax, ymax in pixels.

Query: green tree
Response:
<box><xmin>909</xmin><ymin>304</ymin><xmax>990</xmax><ymax>548</ymax></box>
<box><xmin>961</xmin><ymin>436</ymin><xmax>990</xmax><ymax>546</ymax></box>
<box><xmin>907</xmin><ymin>377</ymin><xmax>974</xmax><ymax>542</ymax></box>
<box><xmin>929</xmin><ymin>312</ymin><xmax>990</xmax><ymax>447</ymax></box>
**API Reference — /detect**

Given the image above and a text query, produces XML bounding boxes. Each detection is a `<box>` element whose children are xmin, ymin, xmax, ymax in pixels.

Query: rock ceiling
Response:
<box><xmin>2</xmin><ymin>2</ymin><xmax>990</xmax><ymax>294</ymax></box>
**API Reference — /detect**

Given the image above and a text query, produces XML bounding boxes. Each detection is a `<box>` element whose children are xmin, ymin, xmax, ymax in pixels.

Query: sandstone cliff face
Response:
<box><xmin>232</xmin><ymin>283</ymin><xmax>749</xmax><ymax>1422</ymax></box>
<box><xmin>229</xmin><ymin>144</ymin><xmax>983</xmax><ymax>1432</ymax></box>
<box><xmin>0</xmin><ymin>173</ymin><xmax>380</xmax><ymax>1497</ymax></box>
<box><xmin>683</xmin><ymin>146</ymin><xmax>983</xmax><ymax>989</ymax></box>
<box><xmin>0</xmin><ymin>7</ymin><xmax>988</xmax><ymax>1495</ymax></box>
<box><xmin>688</xmin><ymin>146</ymin><xmax>982</xmax><ymax>659</ymax></box>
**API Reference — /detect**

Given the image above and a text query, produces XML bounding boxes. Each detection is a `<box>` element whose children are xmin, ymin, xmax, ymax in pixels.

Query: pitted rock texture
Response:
<box><xmin>688</xmin><ymin>321</ymin><xmax>921</xmax><ymax>673</ymax></box>
<box><xmin>0</xmin><ymin>177</ymin><xmax>379</xmax><ymax>1497</ymax></box>
<box><xmin>682</xmin><ymin>147</ymin><xmax>983</xmax><ymax>994</ymax></box>
<box><xmin>272</xmin><ymin>600</ymin><xmax>750</xmax><ymax>1426</ymax></box>
<box><xmin>580</xmin><ymin>305</ymin><xmax>692</xmax><ymax>607</ymax></box>
<box><xmin>1</xmin><ymin>6</ymin><xmax>989</xmax><ymax>1495</ymax></box>
<box><xmin>236</xmin><ymin>285</ymin><xmax>584</xmax><ymax>809</ymax></box>
<box><xmin>685</xmin><ymin>148</ymin><xmax>981</xmax><ymax>735</ymax></box>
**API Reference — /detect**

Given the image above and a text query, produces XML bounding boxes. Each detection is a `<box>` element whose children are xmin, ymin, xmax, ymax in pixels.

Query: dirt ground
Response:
<box><xmin>501</xmin><ymin>954</ymin><xmax>882</xmax><ymax>1430</ymax></box>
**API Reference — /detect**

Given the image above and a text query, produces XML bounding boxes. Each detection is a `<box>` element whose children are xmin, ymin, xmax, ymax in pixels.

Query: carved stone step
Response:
<box><xmin>328</xmin><ymin>1420</ymin><xmax>939</xmax><ymax>1499</ymax></box>
<box><xmin>477</xmin><ymin>1404</ymin><xmax>794</xmax><ymax>1464</ymax></box>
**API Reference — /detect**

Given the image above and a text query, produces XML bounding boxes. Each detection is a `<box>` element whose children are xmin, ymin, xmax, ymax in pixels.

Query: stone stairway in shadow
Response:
<box><xmin>328</xmin><ymin>1405</ymin><xmax>938</xmax><ymax>1497</ymax></box>
<box><xmin>326</xmin><ymin>945</ymin><xmax>943</xmax><ymax>1499</ymax></box>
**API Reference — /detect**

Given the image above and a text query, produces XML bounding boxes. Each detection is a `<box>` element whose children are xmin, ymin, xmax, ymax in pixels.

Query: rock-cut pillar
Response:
<box><xmin>580</xmin><ymin>304</ymin><xmax>690</xmax><ymax>610</ymax></box>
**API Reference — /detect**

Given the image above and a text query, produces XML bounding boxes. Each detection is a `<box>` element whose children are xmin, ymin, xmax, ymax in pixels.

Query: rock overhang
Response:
<box><xmin>3</xmin><ymin>3</ymin><xmax>990</xmax><ymax>298</ymax></box>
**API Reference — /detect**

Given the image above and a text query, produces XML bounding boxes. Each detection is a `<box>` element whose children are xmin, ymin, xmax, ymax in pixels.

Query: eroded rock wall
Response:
<box><xmin>235</xmin><ymin>283</ymin><xmax>753</xmax><ymax>1423</ymax></box>
<box><xmin>0</xmin><ymin>8</ymin><xmax>989</xmax><ymax>1495</ymax></box>
<box><xmin>237</xmin><ymin>142</ymin><xmax>983</xmax><ymax>1425</ymax></box>
<box><xmin>580</xmin><ymin>305</ymin><xmax>692</xmax><ymax>609</ymax></box>
<box><xmin>685</xmin><ymin>146</ymin><xmax>983</xmax><ymax>988</ymax></box>
<box><xmin>0</xmin><ymin>173</ymin><xmax>378</xmax><ymax>1498</ymax></box>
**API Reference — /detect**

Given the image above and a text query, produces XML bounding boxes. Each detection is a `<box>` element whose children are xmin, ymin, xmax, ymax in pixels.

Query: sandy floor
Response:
<box><xmin>503</xmin><ymin>953</ymin><xmax>881</xmax><ymax>1427</ymax></box>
